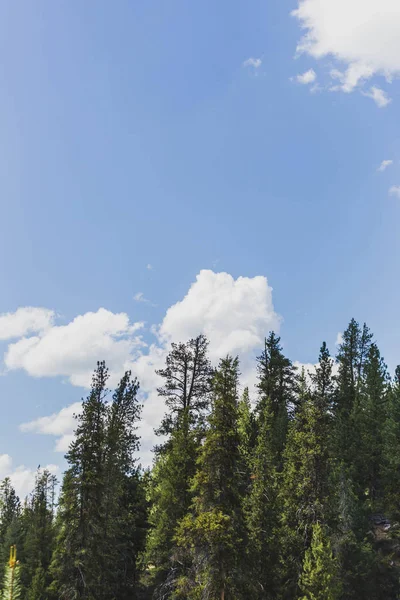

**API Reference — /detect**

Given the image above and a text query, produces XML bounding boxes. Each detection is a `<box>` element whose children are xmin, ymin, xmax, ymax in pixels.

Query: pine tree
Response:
<box><xmin>0</xmin><ymin>479</ymin><xmax>20</xmax><ymax>565</ymax></box>
<box><xmin>382</xmin><ymin>366</ymin><xmax>400</xmax><ymax>518</ymax></box>
<box><xmin>237</xmin><ymin>387</ymin><xmax>255</xmax><ymax>474</ymax></box>
<box><xmin>156</xmin><ymin>334</ymin><xmax>212</xmax><ymax>438</ymax></box>
<box><xmin>279</xmin><ymin>347</ymin><xmax>334</xmax><ymax>599</ymax></box>
<box><xmin>176</xmin><ymin>356</ymin><xmax>246</xmax><ymax>599</ymax></box>
<box><xmin>255</xmin><ymin>332</ymin><xmax>296</xmax><ymax>468</ymax></box>
<box><xmin>354</xmin><ymin>343</ymin><xmax>388</xmax><ymax>509</ymax></box>
<box><xmin>245</xmin><ymin>395</ymin><xmax>278</xmax><ymax>599</ymax></box>
<box><xmin>51</xmin><ymin>363</ymin><xmax>146</xmax><ymax>600</ymax></box>
<box><xmin>334</xmin><ymin>320</ymin><xmax>372</xmax><ymax>470</ymax></box>
<box><xmin>50</xmin><ymin>362</ymin><xmax>110</xmax><ymax>599</ymax></box>
<box><xmin>145</xmin><ymin>336</ymin><xmax>212</xmax><ymax>595</ymax></box>
<box><xmin>299</xmin><ymin>522</ymin><xmax>340</xmax><ymax>600</ymax></box>
<box><xmin>101</xmin><ymin>370</ymin><xmax>146</xmax><ymax>599</ymax></box>
<box><xmin>23</xmin><ymin>469</ymin><xmax>56</xmax><ymax>598</ymax></box>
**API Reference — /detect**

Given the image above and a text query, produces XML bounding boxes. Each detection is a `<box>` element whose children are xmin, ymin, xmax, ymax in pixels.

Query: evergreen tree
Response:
<box><xmin>334</xmin><ymin>320</ymin><xmax>372</xmax><ymax>470</ymax></box>
<box><xmin>279</xmin><ymin>349</ymin><xmax>333</xmax><ymax>599</ymax></box>
<box><xmin>354</xmin><ymin>343</ymin><xmax>388</xmax><ymax>509</ymax></box>
<box><xmin>382</xmin><ymin>366</ymin><xmax>400</xmax><ymax>518</ymax></box>
<box><xmin>176</xmin><ymin>356</ymin><xmax>246</xmax><ymax>599</ymax></box>
<box><xmin>145</xmin><ymin>336</ymin><xmax>212</xmax><ymax>595</ymax></box>
<box><xmin>51</xmin><ymin>363</ymin><xmax>146</xmax><ymax>600</ymax></box>
<box><xmin>102</xmin><ymin>371</ymin><xmax>146</xmax><ymax>599</ymax></box>
<box><xmin>256</xmin><ymin>332</ymin><xmax>296</xmax><ymax>468</ymax></box>
<box><xmin>156</xmin><ymin>335</ymin><xmax>212</xmax><ymax>438</ymax></box>
<box><xmin>245</xmin><ymin>396</ymin><xmax>278</xmax><ymax>599</ymax></box>
<box><xmin>23</xmin><ymin>469</ymin><xmax>56</xmax><ymax>598</ymax></box>
<box><xmin>237</xmin><ymin>387</ymin><xmax>255</xmax><ymax>474</ymax></box>
<box><xmin>0</xmin><ymin>479</ymin><xmax>20</xmax><ymax>565</ymax></box>
<box><xmin>299</xmin><ymin>522</ymin><xmax>340</xmax><ymax>600</ymax></box>
<box><xmin>50</xmin><ymin>361</ymin><xmax>109</xmax><ymax>599</ymax></box>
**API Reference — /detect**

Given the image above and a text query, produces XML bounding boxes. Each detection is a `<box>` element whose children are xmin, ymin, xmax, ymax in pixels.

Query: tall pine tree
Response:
<box><xmin>176</xmin><ymin>356</ymin><xmax>246</xmax><ymax>600</ymax></box>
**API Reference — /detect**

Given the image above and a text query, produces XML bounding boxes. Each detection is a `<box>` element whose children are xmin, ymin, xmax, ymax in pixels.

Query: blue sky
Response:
<box><xmin>0</xmin><ymin>0</ymin><xmax>399</xmax><ymax>494</ymax></box>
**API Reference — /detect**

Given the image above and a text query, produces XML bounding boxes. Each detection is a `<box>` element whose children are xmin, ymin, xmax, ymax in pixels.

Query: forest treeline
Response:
<box><xmin>1</xmin><ymin>318</ymin><xmax>400</xmax><ymax>599</ymax></box>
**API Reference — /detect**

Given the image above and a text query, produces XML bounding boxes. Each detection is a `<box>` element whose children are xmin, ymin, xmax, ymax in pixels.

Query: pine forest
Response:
<box><xmin>2</xmin><ymin>318</ymin><xmax>400</xmax><ymax>600</ymax></box>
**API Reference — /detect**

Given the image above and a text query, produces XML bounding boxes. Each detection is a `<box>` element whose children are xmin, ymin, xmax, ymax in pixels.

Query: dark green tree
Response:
<box><xmin>279</xmin><ymin>346</ymin><xmax>334</xmax><ymax>599</ymax></box>
<box><xmin>244</xmin><ymin>395</ymin><xmax>278</xmax><ymax>599</ymax></box>
<box><xmin>176</xmin><ymin>356</ymin><xmax>246</xmax><ymax>599</ymax></box>
<box><xmin>23</xmin><ymin>469</ymin><xmax>57</xmax><ymax>598</ymax></box>
<box><xmin>0</xmin><ymin>478</ymin><xmax>20</xmax><ymax>565</ymax></box>
<box><xmin>255</xmin><ymin>332</ymin><xmax>297</xmax><ymax>468</ymax></box>
<box><xmin>145</xmin><ymin>336</ymin><xmax>212</xmax><ymax>595</ymax></box>
<box><xmin>354</xmin><ymin>343</ymin><xmax>388</xmax><ymax>509</ymax></box>
<box><xmin>383</xmin><ymin>366</ymin><xmax>400</xmax><ymax>518</ymax></box>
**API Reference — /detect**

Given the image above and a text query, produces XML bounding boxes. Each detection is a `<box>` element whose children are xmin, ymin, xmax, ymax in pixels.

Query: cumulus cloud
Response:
<box><xmin>19</xmin><ymin>270</ymin><xmax>281</xmax><ymax>466</ymax></box>
<box><xmin>159</xmin><ymin>270</ymin><xmax>280</xmax><ymax>361</ymax></box>
<box><xmin>4</xmin><ymin>309</ymin><xmax>145</xmax><ymax>387</ymax></box>
<box><xmin>389</xmin><ymin>185</ymin><xmax>400</xmax><ymax>198</ymax></box>
<box><xmin>292</xmin><ymin>0</ymin><xmax>399</xmax><ymax>103</ymax></box>
<box><xmin>378</xmin><ymin>160</ymin><xmax>393</xmax><ymax>172</ymax></box>
<box><xmin>0</xmin><ymin>307</ymin><xmax>55</xmax><ymax>340</ymax></box>
<box><xmin>20</xmin><ymin>402</ymin><xmax>82</xmax><ymax>454</ymax></box>
<box><xmin>296</xmin><ymin>69</ymin><xmax>317</xmax><ymax>84</ymax></box>
<box><xmin>0</xmin><ymin>454</ymin><xmax>59</xmax><ymax>498</ymax></box>
<box><xmin>243</xmin><ymin>57</ymin><xmax>262</xmax><ymax>69</ymax></box>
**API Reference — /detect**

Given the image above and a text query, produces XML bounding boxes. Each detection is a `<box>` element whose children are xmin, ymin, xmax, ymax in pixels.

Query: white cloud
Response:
<box><xmin>0</xmin><ymin>307</ymin><xmax>55</xmax><ymax>341</ymax></box>
<box><xmin>0</xmin><ymin>454</ymin><xmax>59</xmax><ymax>498</ymax></box>
<box><xmin>362</xmin><ymin>86</ymin><xmax>391</xmax><ymax>108</ymax></box>
<box><xmin>292</xmin><ymin>0</ymin><xmax>400</xmax><ymax>102</ymax></box>
<box><xmin>243</xmin><ymin>57</ymin><xmax>262</xmax><ymax>69</ymax></box>
<box><xmin>296</xmin><ymin>69</ymin><xmax>317</xmax><ymax>84</ymax></box>
<box><xmin>159</xmin><ymin>270</ymin><xmax>280</xmax><ymax>361</ymax></box>
<box><xmin>19</xmin><ymin>270</ymin><xmax>281</xmax><ymax>467</ymax></box>
<box><xmin>378</xmin><ymin>160</ymin><xmax>393</xmax><ymax>172</ymax></box>
<box><xmin>5</xmin><ymin>309</ymin><xmax>145</xmax><ymax>387</ymax></box>
<box><xmin>146</xmin><ymin>264</ymin><xmax>153</xmax><ymax>270</ymax></box>
<box><xmin>389</xmin><ymin>185</ymin><xmax>400</xmax><ymax>198</ymax></box>
<box><xmin>20</xmin><ymin>401</ymin><xmax>82</xmax><ymax>454</ymax></box>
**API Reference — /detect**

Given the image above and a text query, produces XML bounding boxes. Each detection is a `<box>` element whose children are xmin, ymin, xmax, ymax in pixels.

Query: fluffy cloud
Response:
<box><xmin>296</xmin><ymin>69</ymin><xmax>317</xmax><ymax>84</ymax></box>
<box><xmin>0</xmin><ymin>454</ymin><xmax>59</xmax><ymax>498</ymax></box>
<box><xmin>389</xmin><ymin>185</ymin><xmax>400</xmax><ymax>199</ymax></box>
<box><xmin>292</xmin><ymin>0</ymin><xmax>399</xmax><ymax>102</ymax></box>
<box><xmin>18</xmin><ymin>270</ymin><xmax>281</xmax><ymax>466</ymax></box>
<box><xmin>243</xmin><ymin>57</ymin><xmax>262</xmax><ymax>69</ymax></box>
<box><xmin>160</xmin><ymin>270</ymin><xmax>280</xmax><ymax>361</ymax></box>
<box><xmin>20</xmin><ymin>402</ymin><xmax>82</xmax><ymax>453</ymax></box>
<box><xmin>378</xmin><ymin>160</ymin><xmax>393</xmax><ymax>172</ymax></box>
<box><xmin>5</xmin><ymin>309</ymin><xmax>144</xmax><ymax>387</ymax></box>
<box><xmin>0</xmin><ymin>307</ymin><xmax>55</xmax><ymax>340</ymax></box>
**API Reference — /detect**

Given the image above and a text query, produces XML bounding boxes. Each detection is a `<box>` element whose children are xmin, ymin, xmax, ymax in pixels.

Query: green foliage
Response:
<box><xmin>255</xmin><ymin>332</ymin><xmax>297</xmax><ymax>468</ymax></box>
<box><xmin>244</xmin><ymin>396</ymin><xmax>278</xmax><ymax>599</ymax></box>
<box><xmin>145</xmin><ymin>336</ymin><xmax>212</xmax><ymax>596</ymax></box>
<box><xmin>50</xmin><ymin>362</ymin><xmax>147</xmax><ymax>600</ymax></box>
<box><xmin>1</xmin><ymin>564</ymin><xmax>22</xmax><ymax>600</ymax></box>
<box><xmin>175</xmin><ymin>356</ymin><xmax>246</xmax><ymax>599</ymax></box>
<box><xmin>0</xmin><ymin>323</ymin><xmax>398</xmax><ymax>599</ymax></box>
<box><xmin>299</xmin><ymin>522</ymin><xmax>340</xmax><ymax>600</ymax></box>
